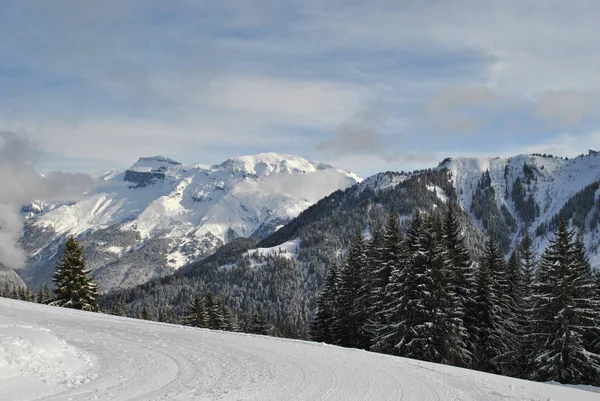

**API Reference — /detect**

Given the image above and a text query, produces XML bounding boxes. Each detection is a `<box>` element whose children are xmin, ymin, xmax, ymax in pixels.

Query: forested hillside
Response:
<box><xmin>100</xmin><ymin>168</ymin><xmax>487</xmax><ymax>336</ymax></box>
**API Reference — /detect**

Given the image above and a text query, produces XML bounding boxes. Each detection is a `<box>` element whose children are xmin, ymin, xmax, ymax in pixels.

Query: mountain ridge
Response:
<box><xmin>18</xmin><ymin>152</ymin><xmax>361</xmax><ymax>292</ymax></box>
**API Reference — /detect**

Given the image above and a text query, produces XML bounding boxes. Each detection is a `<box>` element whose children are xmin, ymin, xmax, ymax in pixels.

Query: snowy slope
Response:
<box><xmin>1</xmin><ymin>298</ymin><xmax>598</xmax><ymax>401</ymax></box>
<box><xmin>0</xmin><ymin>263</ymin><xmax>26</xmax><ymax>290</ymax></box>
<box><xmin>444</xmin><ymin>153</ymin><xmax>600</xmax><ymax>267</ymax></box>
<box><xmin>19</xmin><ymin>153</ymin><xmax>360</xmax><ymax>292</ymax></box>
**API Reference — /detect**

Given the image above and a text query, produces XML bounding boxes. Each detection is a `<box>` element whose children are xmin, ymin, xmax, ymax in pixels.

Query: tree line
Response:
<box><xmin>2</xmin><ymin>235</ymin><xmax>273</xmax><ymax>336</ymax></box>
<box><xmin>310</xmin><ymin>204</ymin><xmax>600</xmax><ymax>386</ymax></box>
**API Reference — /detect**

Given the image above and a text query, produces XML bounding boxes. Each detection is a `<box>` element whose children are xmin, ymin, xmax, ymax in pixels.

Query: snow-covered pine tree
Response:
<box><xmin>518</xmin><ymin>231</ymin><xmax>538</xmax><ymax>377</ymax></box>
<box><xmin>529</xmin><ymin>221</ymin><xmax>600</xmax><ymax>386</ymax></box>
<box><xmin>205</xmin><ymin>291</ymin><xmax>226</xmax><ymax>330</ymax></box>
<box><xmin>473</xmin><ymin>237</ymin><xmax>516</xmax><ymax>375</ymax></box>
<box><xmin>442</xmin><ymin>202</ymin><xmax>475</xmax><ymax>367</ymax></box>
<box><xmin>427</xmin><ymin>212</ymin><xmax>470</xmax><ymax>366</ymax></box>
<box><xmin>371</xmin><ymin>212</ymin><xmax>420</xmax><ymax>355</ymax></box>
<box><xmin>355</xmin><ymin>229</ymin><xmax>383</xmax><ymax>349</ymax></box>
<box><xmin>310</xmin><ymin>261</ymin><xmax>340</xmax><ymax>343</ymax></box>
<box><xmin>248</xmin><ymin>312</ymin><xmax>272</xmax><ymax>335</ymax></box>
<box><xmin>51</xmin><ymin>235</ymin><xmax>99</xmax><ymax>312</ymax></box>
<box><xmin>393</xmin><ymin>212</ymin><xmax>440</xmax><ymax>361</ymax></box>
<box><xmin>519</xmin><ymin>232</ymin><xmax>538</xmax><ymax>289</ymax></box>
<box><xmin>333</xmin><ymin>233</ymin><xmax>368</xmax><ymax>348</ymax></box>
<box><xmin>368</xmin><ymin>214</ymin><xmax>404</xmax><ymax>353</ymax></box>
<box><xmin>506</xmin><ymin>250</ymin><xmax>527</xmax><ymax>376</ymax></box>
<box><xmin>183</xmin><ymin>295</ymin><xmax>207</xmax><ymax>328</ymax></box>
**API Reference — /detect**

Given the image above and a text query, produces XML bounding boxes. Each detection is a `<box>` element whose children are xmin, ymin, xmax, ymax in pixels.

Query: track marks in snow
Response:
<box><xmin>1</xmin><ymin>299</ymin><xmax>599</xmax><ymax>401</ymax></box>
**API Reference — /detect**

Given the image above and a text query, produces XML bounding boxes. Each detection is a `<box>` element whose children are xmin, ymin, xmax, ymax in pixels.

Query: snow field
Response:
<box><xmin>1</xmin><ymin>298</ymin><xmax>598</xmax><ymax>400</ymax></box>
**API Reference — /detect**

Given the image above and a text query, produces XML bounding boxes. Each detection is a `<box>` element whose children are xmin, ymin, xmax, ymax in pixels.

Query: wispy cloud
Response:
<box><xmin>0</xmin><ymin>132</ymin><xmax>96</xmax><ymax>268</ymax></box>
<box><xmin>2</xmin><ymin>1</ymin><xmax>600</xmax><ymax>175</ymax></box>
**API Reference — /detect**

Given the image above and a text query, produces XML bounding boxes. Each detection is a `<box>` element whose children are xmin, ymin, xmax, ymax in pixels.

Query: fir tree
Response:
<box><xmin>333</xmin><ymin>233</ymin><xmax>367</xmax><ymax>348</ymax></box>
<box><xmin>140</xmin><ymin>306</ymin><xmax>151</xmax><ymax>320</ymax></box>
<box><xmin>443</xmin><ymin>203</ymin><xmax>475</xmax><ymax>367</ymax></box>
<box><xmin>529</xmin><ymin>221</ymin><xmax>600</xmax><ymax>385</ymax></box>
<box><xmin>372</xmin><ymin>211</ymin><xmax>421</xmax><ymax>355</ymax></box>
<box><xmin>355</xmin><ymin>229</ymin><xmax>383</xmax><ymax>349</ymax></box>
<box><xmin>51</xmin><ymin>235</ymin><xmax>99</xmax><ymax>312</ymax></box>
<box><xmin>519</xmin><ymin>231</ymin><xmax>538</xmax><ymax>289</ymax></box>
<box><xmin>506</xmin><ymin>250</ymin><xmax>528</xmax><ymax>376</ymax></box>
<box><xmin>310</xmin><ymin>261</ymin><xmax>340</xmax><ymax>343</ymax></box>
<box><xmin>368</xmin><ymin>215</ymin><xmax>404</xmax><ymax>352</ymax></box>
<box><xmin>183</xmin><ymin>295</ymin><xmax>207</xmax><ymax>327</ymax></box>
<box><xmin>205</xmin><ymin>291</ymin><xmax>226</xmax><ymax>330</ymax></box>
<box><xmin>473</xmin><ymin>237</ymin><xmax>517</xmax><ymax>375</ymax></box>
<box><xmin>248</xmin><ymin>312</ymin><xmax>272</xmax><ymax>335</ymax></box>
<box><xmin>111</xmin><ymin>301</ymin><xmax>125</xmax><ymax>316</ymax></box>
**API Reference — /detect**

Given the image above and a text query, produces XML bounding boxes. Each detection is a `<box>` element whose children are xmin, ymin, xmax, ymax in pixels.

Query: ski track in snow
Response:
<box><xmin>1</xmin><ymin>299</ymin><xmax>598</xmax><ymax>401</ymax></box>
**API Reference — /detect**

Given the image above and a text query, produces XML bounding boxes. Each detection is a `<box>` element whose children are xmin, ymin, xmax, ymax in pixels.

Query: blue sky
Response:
<box><xmin>2</xmin><ymin>0</ymin><xmax>600</xmax><ymax>177</ymax></box>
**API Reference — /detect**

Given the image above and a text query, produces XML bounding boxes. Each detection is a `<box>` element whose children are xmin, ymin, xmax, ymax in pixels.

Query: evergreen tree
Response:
<box><xmin>372</xmin><ymin>211</ymin><xmax>421</xmax><ymax>355</ymax></box>
<box><xmin>205</xmin><ymin>291</ymin><xmax>226</xmax><ymax>330</ymax></box>
<box><xmin>473</xmin><ymin>237</ymin><xmax>516</xmax><ymax>375</ymax></box>
<box><xmin>529</xmin><ymin>221</ymin><xmax>600</xmax><ymax>385</ymax></box>
<box><xmin>355</xmin><ymin>229</ymin><xmax>383</xmax><ymax>349</ymax></box>
<box><xmin>111</xmin><ymin>301</ymin><xmax>125</xmax><ymax>316</ymax></box>
<box><xmin>183</xmin><ymin>295</ymin><xmax>207</xmax><ymax>327</ymax></box>
<box><xmin>310</xmin><ymin>261</ymin><xmax>340</xmax><ymax>343</ymax></box>
<box><xmin>368</xmin><ymin>215</ymin><xmax>404</xmax><ymax>352</ymax></box>
<box><xmin>519</xmin><ymin>232</ymin><xmax>538</xmax><ymax>289</ymax></box>
<box><xmin>248</xmin><ymin>312</ymin><xmax>272</xmax><ymax>335</ymax></box>
<box><xmin>427</xmin><ymin>212</ymin><xmax>469</xmax><ymax>366</ymax></box>
<box><xmin>333</xmin><ymin>233</ymin><xmax>367</xmax><ymax>348</ymax></box>
<box><xmin>506</xmin><ymin>250</ymin><xmax>528</xmax><ymax>376</ymax></box>
<box><xmin>220</xmin><ymin>303</ymin><xmax>237</xmax><ymax>331</ymax></box>
<box><xmin>140</xmin><ymin>306</ymin><xmax>151</xmax><ymax>320</ymax></box>
<box><xmin>443</xmin><ymin>203</ymin><xmax>475</xmax><ymax>367</ymax></box>
<box><xmin>51</xmin><ymin>235</ymin><xmax>99</xmax><ymax>312</ymax></box>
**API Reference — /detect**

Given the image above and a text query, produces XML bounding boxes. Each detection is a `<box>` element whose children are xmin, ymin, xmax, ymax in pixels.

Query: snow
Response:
<box><xmin>27</xmin><ymin>153</ymin><xmax>360</xmax><ymax>246</ymax></box>
<box><xmin>446</xmin><ymin>154</ymin><xmax>600</xmax><ymax>266</ymax></box>
<box><xmin>427</xmin><ymin>184</ymin><xmax>449</xmax><ymax>203</ymax></box>
<box><xmin>22</xmin><ymin>153</ymin><xmax>361</xmax><ymax>290</ymax></box>
<box><xmin>1</xmin><ymin>299</ymin><xmax>598</xmax><ymax>400</ymax></box>
<box><xmin>246</xmin><ymin>238</ymin><xmax>301</xmax><ymax>260</ymax></box>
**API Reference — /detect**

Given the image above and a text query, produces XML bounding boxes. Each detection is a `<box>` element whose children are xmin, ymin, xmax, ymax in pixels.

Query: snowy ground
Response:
<box><xmin>1</xmin><ymin>299</ymin><xmax>598</xmax><ymax>401</ymax></box>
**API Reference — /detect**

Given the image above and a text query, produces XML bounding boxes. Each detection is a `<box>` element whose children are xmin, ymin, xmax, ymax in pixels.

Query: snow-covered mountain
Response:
<box><xmin>442</xmin><ymin>152</ymin><xmax>600</xmax><ymax>267</ymax></box>
<box><xmin>19</xmin><ymin>153</ymin><xmax>361</xmax><ymax>292</ymax></box>
<box><xmin>0</xmin><ymin>264</ymin><xmax>26</xmax><ymax>290</ymax></box>
<box><xmin>2</xmin><ymin>298</ymin><xmax>598</xmax><ymax>400</ymax></box>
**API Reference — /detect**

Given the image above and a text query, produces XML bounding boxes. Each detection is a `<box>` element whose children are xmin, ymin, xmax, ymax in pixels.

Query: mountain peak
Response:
<box><xmin>215</xmin><ymin>152</ymin><xmax>327</xmax><ymax>177</ymax></box>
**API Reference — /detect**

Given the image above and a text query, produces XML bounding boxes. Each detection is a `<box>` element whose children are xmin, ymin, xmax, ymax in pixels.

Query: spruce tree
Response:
<box><xmin>519</xmin><ymin>231</ymin><xmax>538</xmax><ymax>289</ymax></box>
<box><xmin>333</xmin><ymin>233</ymin><xmax>367</xmax><ymax>348</ymax></box>
<box><xmin>355</xmin><ymin>229</ymin><xmax>383</xmax><ymax>349</ymax></box>
<box><xmin>51</xmin><ymin>235</ymin><xmax>99</xmax><ymax>312</ymax></box>
<box><xmin>205</xmin><ymin>291</ymin><xmax>226</xmax><ymax>330</ymax></box>
<box><xmin>529</xmin><ymin>221</ymin><xmax>600</xmax><ymax>385</ymax></box>
<box><xmin>111</xmin><ymin>301</ymin><xmax>125</xmax><ymax>316</ymax></box>
<box><xmin>518</xmin><ymin>231</ymin><xmax>538</xmax><ymax>376</ymax></box>
<box><xmin>183</xmin><ymin>295</ymin><xmax>207</xmax><ymax>327</ymax></box>
<box><xmin>506</xmin><ymin>250</ymin><xmax>528</xmax><ymax>376</ymax></box>
<box><xmin>248</xmin><ymin>312</ymin><xmax>272</xmax><ymax>335</ymax></box>
<box><xmin>311</xmin><ymin>261</ymin><xmax>340</xmax><ymax>343</ymax></box>
<box><xmin>372</xmin><ymin>211</ymin><xmax>420</xmax><ymax>355</ymax></box>
<box><xmin>443</xmin><ymin>203</ymin><xmax>475</xmax><ymax>367</ymax></box>
<box><xmin>473</xmin><ymin>237</ymin><xmax>516</xmax><ymax>375</ymax></box>
<box><xmin>369</xmin><ymin>214</ymin><xmax>404</xmax><ymax>352</ymax></box>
